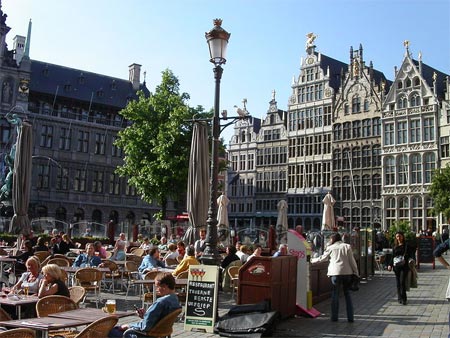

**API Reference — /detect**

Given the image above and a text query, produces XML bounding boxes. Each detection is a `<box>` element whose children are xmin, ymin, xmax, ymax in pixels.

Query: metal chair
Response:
<box><xmin>144</xmin><ymin>308</ymin><xmax>182</xmax><ymax>338</ymax></box>
<box><xmin>375</xmin><ymin>253</ymin><xmax>386</xmax><ymax>275</ymax></box>
<box><xmin>74</xmin><ymin>267</ymin><xmax>103</xmax><ymax>307</ymax></box>
<box><xmin>74</xmin><ymin>316</ymin><xmax>118</xmax><ymax>338</ymax></box>
<box><xmin>0</xmin><ymin>328</ymin><xmax>35</xmax><ymax>338</ymax></box>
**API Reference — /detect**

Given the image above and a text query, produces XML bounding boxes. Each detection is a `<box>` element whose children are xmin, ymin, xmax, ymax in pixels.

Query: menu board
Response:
<box><xmin>417</xmin><ymin>236</ymin><xmax>435</xmax><ymax>268</ymax></box>
<box><xmin>184</xmin><ymin>265</ymin><xmax>219</xmax><ymax>333</ymax></box>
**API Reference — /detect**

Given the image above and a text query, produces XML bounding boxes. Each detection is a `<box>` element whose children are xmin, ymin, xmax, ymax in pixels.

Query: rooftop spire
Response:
<box><xmin>23</xmin><ymin>19</ymin><xmax>32</xmax><ymax>58</ymax></box>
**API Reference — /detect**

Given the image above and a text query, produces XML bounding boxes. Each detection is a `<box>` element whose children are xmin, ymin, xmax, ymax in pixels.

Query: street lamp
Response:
<box><xmin>201</xmin><ymin>19</ymin><xmax>230</xmax><ymax>265</ymax></box>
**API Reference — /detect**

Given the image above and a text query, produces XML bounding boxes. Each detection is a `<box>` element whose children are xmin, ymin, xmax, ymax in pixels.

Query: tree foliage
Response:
<box><xmin>430</xmin><ymin>165</ymin><xmax>450</xmax><ymax>222</ymax></box>
<box><xmin>115</xmin><ymin>69</ymin><xmax>211</xmax><ymax>219</ymax></box>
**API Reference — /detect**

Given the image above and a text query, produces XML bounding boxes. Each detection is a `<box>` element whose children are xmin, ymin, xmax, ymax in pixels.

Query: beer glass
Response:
<box><xmin>106</xmin><ymin>299</ymin><xmax>116</xmax><ymax>314</ymax></box>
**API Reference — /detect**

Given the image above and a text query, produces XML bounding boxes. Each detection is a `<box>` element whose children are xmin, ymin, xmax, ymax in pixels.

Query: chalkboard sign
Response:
<box><xmin>417</xmin><ymin>236</ymin><xmax>435</xmax><ymax>269</ymax></box>
<box><xmin>184</xmin><ymin>265</ymin><xmax>219</xmax><ymax>333</ymax></box>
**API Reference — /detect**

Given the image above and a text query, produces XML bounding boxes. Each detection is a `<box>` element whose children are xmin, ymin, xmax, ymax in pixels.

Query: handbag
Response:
<box><xmin>349</xmin><ymin>274</ymin><xmax>360</xmax><ymax>291</ymax></box>
<box><xmin>393</xmin><ymin>244</ymin><xmax>407</xmax><ymax>267</ymax></box>
<box><xmin>393</xmin><ymin>255</ymin><xmax>405</xmax><ymax>267</ymax></box>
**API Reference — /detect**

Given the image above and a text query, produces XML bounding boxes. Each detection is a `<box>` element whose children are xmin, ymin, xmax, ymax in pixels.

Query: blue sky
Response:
<box><xmin>4</xmin><ymin>0</ymin><xmax>450</xmax><ymax>144</ymax></box>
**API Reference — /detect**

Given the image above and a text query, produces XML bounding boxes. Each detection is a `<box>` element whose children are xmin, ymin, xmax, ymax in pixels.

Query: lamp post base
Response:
<box><xmin>200</xmin><ymin>253</ymin><xmax>222</xmax><ymax>266</ymax></box>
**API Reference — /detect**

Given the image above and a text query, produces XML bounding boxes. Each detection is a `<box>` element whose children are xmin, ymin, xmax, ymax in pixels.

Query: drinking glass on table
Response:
<box><xmin>23</xmin><ymin>285</ymin><xmax>29</xmax><ymax>297</ymax></box>
<box><xmin>106</xmin><ymin>299</ymin><xmax>116</xmax><ymax>314</ymax></box>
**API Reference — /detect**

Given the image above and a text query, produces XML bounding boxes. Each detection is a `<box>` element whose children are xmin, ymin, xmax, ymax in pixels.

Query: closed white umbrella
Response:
<box><xmin>322</xmin><ymin>192</ymin><xmax>336</xmax><ymax>231</ymax></box>
<box><xmin>217</xmin><ymin>193</ymin><xmax>230</xmax><ymax>244</ymax></box>
<box><xmin>276</xmin><ymin>199</ymin><xmax>288</xmax><ymax>244</ymax></box>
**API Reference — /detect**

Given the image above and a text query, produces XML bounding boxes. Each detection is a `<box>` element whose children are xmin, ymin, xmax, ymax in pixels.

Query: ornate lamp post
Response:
<box><xmin>201</xmin><ymin>19</ymin><xmax>230</xmax><ymax>265</ymax></box>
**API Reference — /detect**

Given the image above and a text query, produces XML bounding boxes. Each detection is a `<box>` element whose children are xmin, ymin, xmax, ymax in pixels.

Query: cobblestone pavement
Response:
<box><xmin>86</xmin><ymin>263</ymin><xmax>449</xmax><ymax>337</ymax></box>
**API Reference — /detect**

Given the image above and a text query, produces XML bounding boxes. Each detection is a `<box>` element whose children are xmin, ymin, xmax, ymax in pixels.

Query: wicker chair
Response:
<box><xmin>69</xmin><ymin>286</ymin><xmax>86</xmax><ymax>306</ymax></box>
<box><xmin>73</xmin><ymin>316</ymin><xmax>118</xmax><ymax>338</ymax></box>
<box><xmin>36</xmin><ymin>295</ymin><xmax>77</xmax><ymax>317</ymax></box>
<box><xmin>0</xmin><ymin>307</ymin><xmax>12</xmax><ymax>321</ymax></box>
<box><xmin>131</xmin><ymin>248</ymin><xmax>145</xmax><ymax>257</ymax></box>
<box><xmin>41</xmin><ymin>255</ymin><xmax>52</xmax><ymax>267</ymax></box>
<box><xmin>174</xmin><ymin>270</ymin><xmax>188</xmax><ymax>279</ymax></box>
<box><xmin>104</xmin><ymin>251</ymin><xmax>113</xmax><ymax>259</ymax></box>
<box><xmin>0</xmin><ymin>328</ymin><xmax>35</xmax><ymax>338</ymax></box>
<box><xmin>165</xmin><ymin>258</ymin><xmax>178</xmax><ymax>267</ymax></box>
<box><xmin>100</xmin><ymin>260</ymin><xmax>121</xmax><ymax>292</ymax></box>
<box><xmin>227</xmin><ymin>265</ymin><xmax>240</xmax><ymax>298</ymax></box>
<box><xmin>74</xmin><ymin>267</ymin><xmax>103</xmax><ymax>307</ymax></box>
<box><xmin>47</xmin><ymin>257</ymin><xmax>71</xmax><ymax>267</ymax></box>
<box><xmin>33</xmin><ymin>251</ymin><xmax>51</xmax><ymax>263</ymax></box>
<box><xmin>127</xmin><ymin>254</ymin><xmax>143</xmax><ymax>266</ymax></box>
<box><xmin>144</xmin><ymin>308</ymin><xmax>182</xmax><ymax>338</ymax></box>
<box><xmin>143</xmin><ymin>270</ymin><xmax>159</xmax><ymax>304</ymax></box>
<box><xmin>124</xmin><ymin>261</ymin><xmax>139</xmax><ymax>298</ymax></box>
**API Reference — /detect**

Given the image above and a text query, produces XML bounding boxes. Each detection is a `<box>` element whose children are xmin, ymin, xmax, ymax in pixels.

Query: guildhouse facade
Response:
<box><xmin>381</xmin><ymin>43</ymin><xmax>449</xmax><ymax>232</ymax></box>
<box><xmin>332</xmin><ymin>44</ymin><xmax>389</xmax><ymax>230</ymax></box>
<box><xmin>228</xmin><ymin>35</ymin><xmax>449</xmax><ymax>236</ymax></box>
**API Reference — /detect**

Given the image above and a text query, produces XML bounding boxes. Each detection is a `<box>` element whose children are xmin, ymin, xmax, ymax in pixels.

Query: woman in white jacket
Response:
<box><xmin>311</xmin><ymin>232</ymin><xmax>359</xmax><ymax>322</ymax></box>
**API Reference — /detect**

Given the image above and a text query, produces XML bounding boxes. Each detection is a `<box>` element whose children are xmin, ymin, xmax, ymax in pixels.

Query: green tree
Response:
<box><xmin>430</xmin><ymin>165</ymin><xmax>450</xmax><ymax>222</ymax></box>
<box><xmin>115</xmin><ymin>69</ymin><xmax>210</xmax><ymax>219</ymax></box>
<box><xmin>388</xmin><ymin>220</ymin><xmax>416</xmax><ymax>247</ymax></box>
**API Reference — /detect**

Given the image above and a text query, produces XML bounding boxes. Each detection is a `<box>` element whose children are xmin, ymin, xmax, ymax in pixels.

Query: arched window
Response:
<box><xmin>397</xmin><ymin>81</ymin><xmax>403</xmax><ymax>89</ymax></box>
<box><xmin>36</xmin><ymin>205</ymin><xmax>48</xmax><ymax>218</ymax></box>
<box><xmin>353</xmin><ymin>175</ymin><xmax>361</xmax><ymax>200</ymax></box>
<box><xmin>372</xmin><ymin>174</ymin><xmax>381</xmax><ymax>199</ymax></box>
<box><xmin>343</xmin><ymin>122</ymin><xmax>351</xmax><ymax>139</ymax></box>
<box><xmin>385</xmin><ymin>197</ymin><xmax>396</xmax><ymax>228</ymax></box>
<box><xmin>352</xmin><ymin>95</ymin><xmax>361</xmax><ymax>113</ymax></box>
<box><xmin>362</xmin><ymin>175</ymin><xmax>371</xmax><ymax>200</ymax></box>
<box><xmin>92</xmin><ymin>209</ymin><xmax>102</xmax><ymax>224</ymax></box>
<box><xmin>372</xmin><ymin>145</ymin><xmax>381</xmax><ymax>167</ymax></box>
<box><xmin>352</xmin><ymin>207</ymin><xmax>361</xmax><ymax>227</ymax></box>
<box><xmin>362</xmin><ymin>119</ymin><xmax>371</xmax><ymax>137</ymax></box>
<box><xmin>411</xmin><ymin>196</ymin><xmax>423</xmax><ymax>232</ymax></box>
<box><xmin>364</xmin><ymin>99</ymin><xmax>369</xmax><ymax>111</ymax></box>
<box><xmin>406</xmin><ymin>78</ymin><xmax>412</xmax><ymax>87</ymax></box>
<box><xmin>343</xmin><ymin>176</ymin><xmax>351</xmax><ymax>201</ymax></box>
<box><xmin>413</xmin><ymin>77</ymin><xmax>420</xmax><ymax>87</ymax></box>
<box><xmin>352</xmin><ymin>147</ymin><xmax>361</xmax><ymax>168</ymax></box>
<box><xmin>397</xmin><ymin>154</ymin><xmax>408</xmax><ymax>185</ymax></box>
<box><xmin>397</xmin><ymin>95</ymin><xmax>407</xmax><ymax>109</ymax></box>
<box><xmin>342</xmin><ymin>148</ymin><xmax>350</xmax><ymax>169</ymax></box>
<box><xmin>372</xmin><ymin>117</ymin><xmax>381</xmax><ymax>136</ymax></box>
<box><xmin>410</xmin><ymin>93</ymin><xmax>421</xmax><ymax>107</ymax></box>
<box><xmin>55</xmin><ymin>207</ymin><xmax>66</xmax><ymax>222</ymax></box>
<box><xmin>333</xmin><ymin>149</ymin><xmax>342</xmax><ymax>170</ymax></box>
<box><xmin>332</xmin><ymin>176</ymin><xmax>341</xmax><ymax>201</ymax></box>
<box><xmin>362</xmin><ymin>146</ymin><xmax>371</xmax><ymax>168</ymax></box>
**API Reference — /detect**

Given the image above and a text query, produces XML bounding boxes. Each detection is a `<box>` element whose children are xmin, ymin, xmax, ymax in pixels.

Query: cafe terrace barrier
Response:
<box><xmin>237</xmin><ymin>255</ymin><xmax>297</xmax><ymax>319</ymax></box>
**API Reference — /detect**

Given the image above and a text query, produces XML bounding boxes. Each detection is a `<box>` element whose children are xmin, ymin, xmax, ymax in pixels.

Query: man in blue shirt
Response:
<box><xmin>109</xmin><ymin>273</ymin><xmax>181</xmax><ymax>337</ymax></box>
<box><xmin>273</xmin><ymin>244</ymin><xmax>288</xmax><ymax>257</ymax></box>
<box><xmin>72</xmin><ymin>243</ymin><xmax>102</xmax><ymax>267</ymax></box>
<box><xmin>138</xmin><ymin>248</ymin><xmax>166</xmax><ymax>277</ymax></box>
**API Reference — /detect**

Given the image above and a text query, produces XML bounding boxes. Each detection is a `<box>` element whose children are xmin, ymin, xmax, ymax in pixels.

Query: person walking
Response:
<box><xmin>387</xmin><ymin>231</ymin><xmax>415</xmax><ymax>305</ymax></box>
<box><xmin>311</xmin><ymin>232</ymin><xmax>359</xmax><ymax>322</ymax></box>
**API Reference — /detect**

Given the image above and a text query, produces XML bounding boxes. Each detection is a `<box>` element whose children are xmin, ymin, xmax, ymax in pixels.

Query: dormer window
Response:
<box><xmin>42</xmin><ymin>66</ymin><xmax>49</xmax><ymax>77</ymax></box>
<box><xmin>78</xmin><ymin>73</ymin><xmax>85</xmax><ymax>85</ymax></box>
<box><xmin>414</xmin><ymin>77</ymin><xmax>420</xmax><ymax>86</ymax></box>
<box><xmin>64</xmin><ymin>83</ymin><xmax>71</xmax><ymax>92</ymax></box>
<box><xmin>406</xmin><ymin>78</ymin><xmax>412</xmax><ymax>87</ymax></box>
<box><xmin>410</xmin><ymin>93</ymin><xmax>421</xmax><ymax>107</ymax></box>
<box><xmin>97</xmin><ymin>89</ymin><xmax>104</xmax><ymax>98</ymax></box>
<box><xmin>111</xmin><ymin>80</ymin><xmax>117</xmax><ymax>90</ymax></box>
<box><xmin>397</xmin><ymin>95</ymin><xmax>407</xmax><ymax>109</ymax></box>
<box><xmin>397</xmin><ymin>81</ymin><xmax>403</xmax><ymax>89</ymax></box>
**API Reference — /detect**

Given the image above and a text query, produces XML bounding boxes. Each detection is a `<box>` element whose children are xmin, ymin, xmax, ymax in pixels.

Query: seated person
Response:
<box><xmin>112</xmin><ymin>233</ymin><xmax>127</xmax><ymax>261</ymax></box>
<box><xmin>172</xmin><ymin>246</ymin><xmax>199</xmax><ymax>277</ymax></box>
<box><xmin>273</xmin><ymin>244</ymin><xmax>288</xmax><ymax>257</ymax></box>
<box><xmin>72</xmin><ymin>243</ymin><xmax>102</xmax><ymax>267</ymax></box>
<box><xmin>163</xmin><ymin>243</ymin><xmax>178</xmax><ymax>265</ymax></box>
<box><xmin>176</xmin><ymin>241</ymin><xmax>186</xmax><ymax>263</ymax></box>
<box><xmin>109</xmin><ymin>273</ymin><xmax>181</xmax><ymax>338</ymax></box>
<box><xmin>138</xmin><ymin>248</ymin><xmax>165</xmax><ymax>276</ymax></box>
<box><xmin>38</xmin><ymin>263</ymin><xmax>70</xmax><ymax>298</ymax></box>
<box><xmin>236</xmin><ymin>244</ymin><xmax>250</xmax><ymax>264</ymax></box>
<box><xmin>7</xmin><ymin>240</ymin><xmax>34</xmax><ymax>275</ymax></box>
<box><xmin>33</xmin><ymin>237</ymin><xmax>49</xmax><ymax>252</ymax></box>
<box><xmin>247</xmin><ymin>244</ymin><xmax>262</xmax><ymax>261</ymax></box>
<box><xmin>139</xmin><ymin>238</ymin><xmax>152</xmax><ymax>251</ymax></box>
<box><xmin>94</xmin><ymin>241</ymin><xmax>108</xmax><ymax>259</ymax></box>
<box><xmin>11</xmin><ymin>256</ymin><xmax>43</xmax><ymax>295</ymax></box>
<box><xmin>158</xmin><ymin>236</ymin><xmax>168</xmax><ymax>251</ymax></box>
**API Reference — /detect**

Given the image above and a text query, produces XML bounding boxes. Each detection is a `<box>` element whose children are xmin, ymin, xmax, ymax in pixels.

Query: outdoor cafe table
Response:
<box><xmin>0</xmin><ymin>316</ymin><xmax>87</xmax><ymax>338</ymax></box>
<box><xmin>133</xmin><ymin>277</ymin><xmax>187</xmax><ymax>307</ymax></box>
<box><xmin>0</xmin><ymin>294</ymin><xmax>39</xmax><ymax>319</ymax></box>
<box><xmin>48</xmin><ymin>307</ymin><xmax>134</xmax><ymax>320</ymax></box>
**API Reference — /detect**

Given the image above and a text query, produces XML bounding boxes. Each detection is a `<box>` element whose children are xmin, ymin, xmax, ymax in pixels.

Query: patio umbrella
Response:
<box><xmin>322</xmin><ymin>192</ymin><xmax>336</xmax><ymax>231</ymax></box>
<box><xmin>217</xmin><ymin>193</ymin><xmax>230</xmax><ymax>244</ymax></box>
<box><xmin>183</xmin><ymin>122</ymin><xmax>209</xmax><ymax>246</ymax></box>
<box><xmin>276</xmin><ymin>199</ymin><xmax>288</xmax><ymax>244</ymax></box>
<box><xmin>9</xmin><ymin>120</ymin><xmax>33</xmax><ymax>237</ymax></box>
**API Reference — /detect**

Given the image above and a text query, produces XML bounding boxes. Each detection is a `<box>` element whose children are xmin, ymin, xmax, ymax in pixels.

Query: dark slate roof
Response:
<box><xmin>412</xmin><ymin>59</ymin><xmax>449</xmax><ymax>100</ymax></box>
<box><xmin>315</xmin><ymin>52</ymin><xmax>348</xmax><ymax>91</ymax></box>
<box><xmin>251</xmin><ymin>116</ymin><xmax>261</xmax><ymax>134</ymax></box>
<box><xmin>29</xmin><ymin>60</ymin><xmax>150</xmax><ymax>108</ymax></box>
